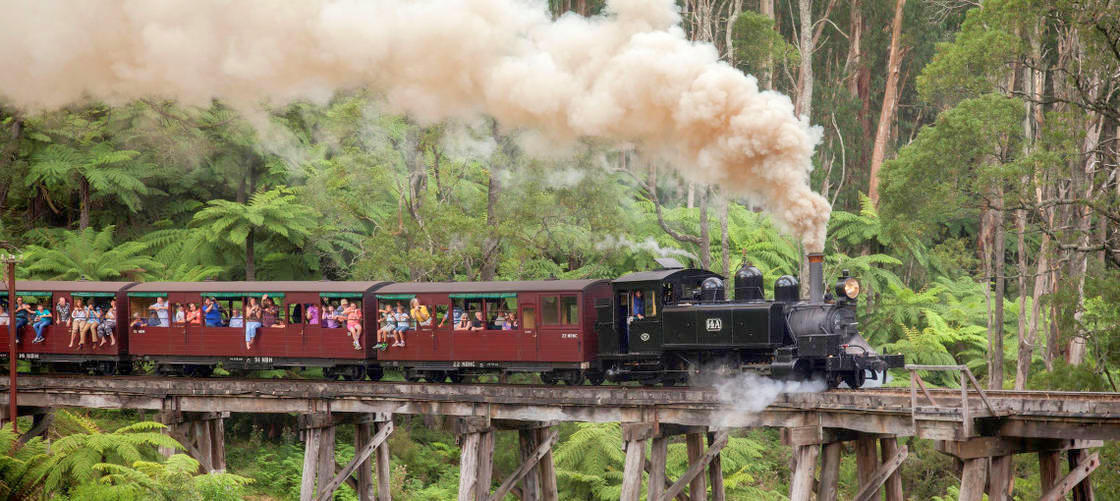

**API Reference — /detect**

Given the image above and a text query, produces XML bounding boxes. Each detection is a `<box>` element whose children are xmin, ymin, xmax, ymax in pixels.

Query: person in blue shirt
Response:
<box><xmin>439</xmin><ymin>305</ymin><xmax>465</xmax><ymax>328</ymax></box>
<box><xmin>631</xmin><ymin>290</ymin><xmax>646</xmax><ymax>320</ymax></box>
<box><xmin>13</xmin><ymin>297</ymin><xmax>32</xmax><ymax>344</ymax></box>
<box><xmin>203</xmin><ymin>297</ymin><xmax>222</xmax><ymax>327</ymax></box>
<box><xmin>31</xmin><ymin>303</ymin><xmax>52</xmax><ymax>343</ymax></box>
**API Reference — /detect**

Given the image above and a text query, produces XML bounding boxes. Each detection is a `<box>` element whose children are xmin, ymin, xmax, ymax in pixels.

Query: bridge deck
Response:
<box><xmin>5</xmin><ymin>376</ymin><xmax>1119</xmax><ymax>441</ymax></box>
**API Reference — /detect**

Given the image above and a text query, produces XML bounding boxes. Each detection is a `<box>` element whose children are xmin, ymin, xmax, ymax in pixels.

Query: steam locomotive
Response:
<box><xmin>597</xmin><ymin>253</ymin><xmax>902</xmax><ymax>388</ymax></box>
<box><xmin>1</xmin><ymin>254</ymin><xmax>901</xmax><ymax>388</ymax></box>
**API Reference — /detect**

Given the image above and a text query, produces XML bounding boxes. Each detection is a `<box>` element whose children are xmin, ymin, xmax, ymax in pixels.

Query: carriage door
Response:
<box><xmin>520</xmin><ymin>298</ymin><xmax>538</xmax><ymax>361</ymax></box>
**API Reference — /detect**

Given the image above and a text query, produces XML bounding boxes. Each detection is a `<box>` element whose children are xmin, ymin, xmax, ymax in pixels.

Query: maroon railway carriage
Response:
<box><xmin>372</xmin><ymin>279</ymin><xmax>611</xmax><ymax>384</ymax></box>
<box><xmin>125</xmin><ymin>281</ymin><xmax>389</xmax><ymax>379</ymax></box>
<box><xmin>0</xmin><ymin>281</ymin><xmax>136</xmax><ymax>374</ymax></box>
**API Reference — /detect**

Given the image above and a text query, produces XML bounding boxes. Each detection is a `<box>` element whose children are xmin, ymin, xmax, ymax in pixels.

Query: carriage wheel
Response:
<box><xmin>342</xmin><ymin>365</ymin><xmax>367</xmax><ymax>381</ymax></box>
<box><xmin>404</xmin><ymin>370</ymin><xmax>422</xmax><ymax>383</ymax></box>
<box><xmin>446</xmin><ymin>371</ymin><xmax>464</xmax><ymax>384</ymax></box>
<box><xmin>183</xmin><ymin>364</ymin><xmax>213</xmax><ymax>378</ymax></box>
<box><xmin>843</xmin><ymin>370</ymin><xmax>867</xmax><ymax>389</ymax></box>
<box><xmin>95</xmin><ymin>361</ymin><xmax>117</xmax><ymax>376</ymax></box>
<box><xmin>367</xmin><ymin>366</ymin><xmax>383</xmax><ymax>382</ymax></box>
<box><xmin>540</xmin><ymin>372</ymin><xmax>559</xmax><ymax>385</ymax></box>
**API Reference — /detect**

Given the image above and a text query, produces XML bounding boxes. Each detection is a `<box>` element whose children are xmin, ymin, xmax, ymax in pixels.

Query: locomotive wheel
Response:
<box><xmin>843</xmin><ymin>370</ymin><xmax>867</xmax><ymax>389</ymax></box>
<box><xmin>586</xmin><ymin>371</ymin><xmax>606</xmax><ymax>386</ymax></box>
<box><xmin>560</xmin><ymin>371</ymin><xmax>585</xmax><ymax>386</ymax></box>
<box><xmin>660</xmin><ymin>374</ymin><xmax>685</xmax><ymax>387</ymax></box>
<box><xmin>827</xmin><ymin>373</ymin><xmax>843</xmax><ymax>389</ymax></box>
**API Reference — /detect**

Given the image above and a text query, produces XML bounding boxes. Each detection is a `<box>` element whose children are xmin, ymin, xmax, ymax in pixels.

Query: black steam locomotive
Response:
<box><xmin>595</xmin><ymin>254</ymin><xmax>903</xmax><ymax>388</ymax></box>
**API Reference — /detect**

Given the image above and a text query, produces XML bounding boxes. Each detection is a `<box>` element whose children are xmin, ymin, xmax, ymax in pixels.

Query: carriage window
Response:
<box><xmin>483</xmin><ymin>298</ymin><xmax>501</xmax><ymax>328</ymax></box>
<box><xmin>522</xmin><ymin>307</ymin><xmax>536</xmax><ymax>330</ymax></box>
<box><xmin>434</xmin><ymin>304</ymin><xmax>449</xmax><ymax>327</ymax></box>
<box><xmin>541</xmin><ymin>296</ymin><xmax>560</xmax><ymax>325</ymax></box>
<box><xmin>289</xmin><ymin>304</ymin><xmax>304</xmax><ymax>325</ymax></box>
<box><xmin>559</xmin><ymin>296</ymin><xmax>579</xmax><ymax>325</ymax></box>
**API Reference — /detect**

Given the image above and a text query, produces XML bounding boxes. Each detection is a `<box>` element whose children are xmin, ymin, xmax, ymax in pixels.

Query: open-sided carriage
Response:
<box><xmin>0</xmin><ymin>281</ymin><xmax>135</xmax><ymax>374</ymax></box>
<box><xmin>124</xmin><ymin>281</ymin><xmax>389</xmax><ymax>379</ymax></box>
<box><xmin>372</xmin><ymin>279</ymin><xmax>611</xmax><ymax>384</ymax></box>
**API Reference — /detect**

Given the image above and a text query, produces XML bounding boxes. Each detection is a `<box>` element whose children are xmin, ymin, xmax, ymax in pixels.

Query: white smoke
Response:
<box><xmin>713</xmin><ymin>372</ymin><xmax>826</xmax><ymax>425</ymax></box>
<box><xmin>0</xmin><ymin>0</ymin><xmax>830</xmax><ymax>250</ymax></box>
<box><xmin>596</xmin><ymin>235</ymin><xmax>698</xmax><ymax>262</ymax></box>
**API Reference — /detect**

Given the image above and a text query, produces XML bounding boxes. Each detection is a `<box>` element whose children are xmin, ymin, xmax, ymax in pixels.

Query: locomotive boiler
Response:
<box><xmin>595</xmin><ymin>254</ymin><xmax>903</xmax><ymax>388</ymax></box>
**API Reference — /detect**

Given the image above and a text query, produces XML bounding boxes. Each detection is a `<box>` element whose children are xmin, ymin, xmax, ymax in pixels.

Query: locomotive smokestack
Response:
<box><xmin>808</xmin><ymin>253</ymin><xmax>824</xmax><ymax>303</ymax></box>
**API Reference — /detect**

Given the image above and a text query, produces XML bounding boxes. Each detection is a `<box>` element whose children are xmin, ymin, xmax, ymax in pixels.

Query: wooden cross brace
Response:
<box><xmin>314</xmin><ymin>420</ymin><xmax>395</xmax><ymax>501</ymax></box>
<box><xmin>1040</xmin><ymin>451</ymin><xmax>1099</xmax><ymax>501</ymax></box>
<box><xmin>657</xmin><ymin>431</ymin><xmax>729</xmax><ymax>501</ymax></box>
<box><xmin>486</xmin><ymin>429</ymin><xmax>559</xmax><ymax>501</ymax></box>
<box><xmin>852</xmin><ymin>444</ymin><xmax>908</xmax><ymax>501</ymax></box>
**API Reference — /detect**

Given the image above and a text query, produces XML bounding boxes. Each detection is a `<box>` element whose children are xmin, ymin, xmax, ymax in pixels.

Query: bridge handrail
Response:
<box><xmin>905</xmin><ymin>364</ymin><xmax>999</xmax><ymax>436</ymax></box>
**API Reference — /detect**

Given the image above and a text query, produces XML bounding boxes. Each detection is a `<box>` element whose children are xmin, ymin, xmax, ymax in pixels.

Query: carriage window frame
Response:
<box><xmin>541</xmin><ymin>294</ymin><xmax>578</xmax><ymax>326</ymax></box>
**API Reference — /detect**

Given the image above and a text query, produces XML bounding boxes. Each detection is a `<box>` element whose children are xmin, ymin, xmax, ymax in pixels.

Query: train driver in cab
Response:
<box><xmin>631</xmin><ymin>290</ymin><xmax>645</xmax><ymax>321</ymax></box>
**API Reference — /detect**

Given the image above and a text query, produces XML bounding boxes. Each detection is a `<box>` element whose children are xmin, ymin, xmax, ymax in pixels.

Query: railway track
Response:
<box><xmin>10</xmin><ymin>374</ymin><xmax>1120</xmax><ymax>405</ymax></box>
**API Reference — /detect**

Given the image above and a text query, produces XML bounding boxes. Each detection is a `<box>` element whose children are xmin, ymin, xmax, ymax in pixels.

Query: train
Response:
<box><xmin>0</xmin><ymin>253</ymin><xmax>902</xmax><ymax>388</ymax></box>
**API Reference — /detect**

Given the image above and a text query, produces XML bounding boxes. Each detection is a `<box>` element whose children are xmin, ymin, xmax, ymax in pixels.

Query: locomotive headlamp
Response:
<box><xmin>841</xmin><ymin>277</ymin><xmax>860</xmax><ymax>299</ymax></box>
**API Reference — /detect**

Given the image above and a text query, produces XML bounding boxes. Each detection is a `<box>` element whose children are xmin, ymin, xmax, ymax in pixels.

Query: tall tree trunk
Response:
<box><xmin>1068</xmin><ymin>111</ymin><xmax>1104</xmax><ymax>365</ymax></box>
<box><xmin>868</xmin><ymin>0</ymin><xmax>906</xmax><ymax>207</ymax></box>
<box><xmin>0</xmin><ymin>116</ymin><xmax>22</xmax><ymax>215</ymax></box>
<box><xmin>794</xmin><ymin>0</ymin><xmax>814</xmax><ymax>117</ymax></box>
<box><xmin>246</xmin><ymin>228</ymin><xmax>255</xmax><ymax>281</ymax></box>
<box><xmin>479</xmin><ymin>167</ymin><xmax>501</xmax><ymax>281</ymax></box>
<box><xmin>990</xmin><ymin>190</ymin><xmax>1006</xmax><ymax>389</ymax></box>
<box><xmin>480</xmin><ymin>124</ymin><xmax>510</xmax><ymax>281</ymax></box>
<box><xmin>1013</xmin><ymin>208</ymin><xmax>1030</xmax><ymax>390</ymax></box>
<box><xmin>78</xmin><ymin>176</ymin><xmax>91</xmax><ymax>230</ymax></box>
<box><xmin>844</xmin><ymin>0</ymin><xmax>871</xmax><ymax>146</ymax></box>
<box><xmin>759</xmin><ymin>0</ymin><xmax>774</xmax><ymax>90</ymax></box>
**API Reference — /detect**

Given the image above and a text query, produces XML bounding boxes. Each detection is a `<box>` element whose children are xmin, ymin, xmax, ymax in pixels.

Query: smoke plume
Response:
<box><xmin>0</xmin><ymin>0</ymin><xmax>831</xmax><ymax>250</ymax></box>
<box><xmin>595</xmin><ymin>235</ymin><xmax>698</xmax><ymax>261</ymax></box>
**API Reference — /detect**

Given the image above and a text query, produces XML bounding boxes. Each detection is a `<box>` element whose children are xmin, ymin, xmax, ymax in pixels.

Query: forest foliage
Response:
<box><xmin>1</xmin><ymin>0</ymin><xmax>1118</xmax><ymax>498</ymax></box>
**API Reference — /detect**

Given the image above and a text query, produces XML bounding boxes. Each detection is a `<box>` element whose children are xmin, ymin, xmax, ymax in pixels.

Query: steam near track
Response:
<box><xmin>0</xmin><ymin>0</ymin><xmax>830</xmax><ymax>250</ymax></box>
<box><xmin>713</xmin><ymin>372</ymin><xmax>827</xmax><ymax>425</ymax></box>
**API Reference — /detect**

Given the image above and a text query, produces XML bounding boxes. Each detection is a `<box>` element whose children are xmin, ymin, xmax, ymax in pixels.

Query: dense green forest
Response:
<box><xmin>0</xmin><ymin>0</ymin><xmax>1118</xmax><ymax>499</ymax></box>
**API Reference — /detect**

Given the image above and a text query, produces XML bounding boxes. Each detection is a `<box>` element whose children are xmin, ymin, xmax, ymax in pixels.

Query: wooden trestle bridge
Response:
<box><xmin>2</xmin><ymin>366</ymin><xmax>1118</xmax><ymax>501</ymax></box>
